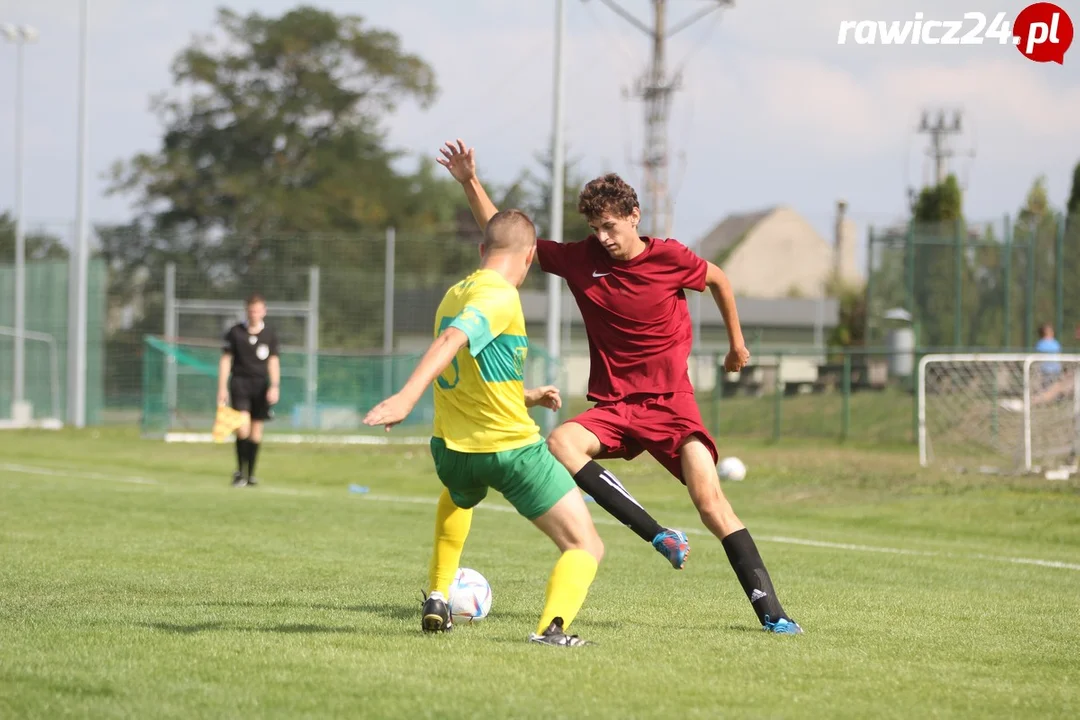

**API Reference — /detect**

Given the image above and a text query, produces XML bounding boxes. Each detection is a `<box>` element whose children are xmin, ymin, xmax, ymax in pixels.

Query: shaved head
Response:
<box><xmin>483</xmin><ymin>209</ymin><xmax>537</xmax><ymax>254</ymax></box>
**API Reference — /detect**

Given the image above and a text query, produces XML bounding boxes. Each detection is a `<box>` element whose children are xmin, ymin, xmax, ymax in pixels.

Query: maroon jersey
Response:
<box><xmin>537</xmin><ymin>235</ymin><xmax>708</xmax><ymax>402</ymax></box>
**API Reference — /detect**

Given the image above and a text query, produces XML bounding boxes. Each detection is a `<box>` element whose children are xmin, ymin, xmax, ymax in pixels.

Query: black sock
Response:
<box><xmin>722</xmin><ymin>528</ymin><xmax>789</xmax><ymax>625</ymax></box>
<box><xmin>247</xmin><ymin>441</ymin><xmax>260</xmax><ymax>477</ymax></box>
<box><xmin>572</xmin><ymin>461</ymin><xmax>664</xmax><ymax>542</ymax></box>
<box><xmin>236</xmin><ymin>438</ymin><xmax>249</xmax><ymax>475</ymax></box>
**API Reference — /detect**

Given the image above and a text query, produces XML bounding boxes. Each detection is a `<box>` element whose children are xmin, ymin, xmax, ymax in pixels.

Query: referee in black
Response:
<box><xmin>217</xmin><ymin>293</ymin><xmax>280</xmax><ymax>487</ymax></box>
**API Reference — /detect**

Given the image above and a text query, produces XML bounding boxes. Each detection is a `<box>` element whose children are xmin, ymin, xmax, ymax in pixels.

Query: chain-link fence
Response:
<box><xmin>4</xmin><ymin>217</ymin><xmax>1080</xmax><ymax>446</ymax></box>
<box><xmin>0</xmin><ymin>256</ymin><xmax>107</xmax><ymax>424</ymax></box>
<box><xmin>866</xmin><ymin>212</ymin><xmax>1080</xmax><ymax>350</ymax></box>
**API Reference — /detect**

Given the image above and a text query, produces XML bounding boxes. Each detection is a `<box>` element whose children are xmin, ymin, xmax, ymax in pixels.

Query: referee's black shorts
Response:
<box><xmin>229</xmin><ymin>376</ymin><xmax>273</xmax><ymax>421</ymax></box>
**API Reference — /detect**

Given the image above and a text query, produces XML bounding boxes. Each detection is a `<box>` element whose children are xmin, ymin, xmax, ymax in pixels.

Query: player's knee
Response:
<box><xmin>546</xmin><ymin>430</ymin><xmax>575</xmax><ymax>466</ymax></box>
<box><xmin>693</xmin><ymin>490</ymin><xmax>734</xmax><ymax>526</ymax></box>
<box><xmin>547</xmin><ymin>425</ymin><xmax>591</xmax><ymax>464</ymax></box>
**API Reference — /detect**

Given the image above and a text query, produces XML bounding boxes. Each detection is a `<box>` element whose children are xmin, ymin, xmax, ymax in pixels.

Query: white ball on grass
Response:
<box><xmin>447</xmin><ymin>567</ymin><xmax>492</xmax><ymax>622</ymax></box>
<box><xmin>718</xmin><ymin>456</ymin><xmax>747</xmax><ymax>482</ymax></box>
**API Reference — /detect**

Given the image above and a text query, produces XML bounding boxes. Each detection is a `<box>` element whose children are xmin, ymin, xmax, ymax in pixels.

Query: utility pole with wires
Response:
<box><xmin>588</xmin><ymin>0</ymin><xmax>733</xmax><ymax>238</ymax></box>
<box><xmin>918</xmin><ymin>108</ymin><xmax>963</xmax><ymax>186</ymax></box>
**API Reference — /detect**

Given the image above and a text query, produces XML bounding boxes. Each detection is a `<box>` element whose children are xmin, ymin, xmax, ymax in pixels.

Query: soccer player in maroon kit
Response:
<box><xmin>439</xmin><ymin>139</ymin><xmax>802</xmax><ymax>634</ymax></box>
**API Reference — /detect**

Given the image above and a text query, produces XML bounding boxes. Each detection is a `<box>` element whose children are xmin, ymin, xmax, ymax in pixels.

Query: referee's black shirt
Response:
<box><xmin>223</xmin><ymin>323</ymin><xmax>280</xmax><ymax>379</ymax></box>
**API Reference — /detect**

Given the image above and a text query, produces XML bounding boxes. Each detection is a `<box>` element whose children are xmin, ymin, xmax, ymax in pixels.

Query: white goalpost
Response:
<box><xmin>918</xmin><ymin>353</ymin><xmax>1080</xmax><ymax>477</ymax></box>
<box><xmin>0</xmin><ymin>326</ymin><xmax>63</xmax><ymax>430</ymax></box>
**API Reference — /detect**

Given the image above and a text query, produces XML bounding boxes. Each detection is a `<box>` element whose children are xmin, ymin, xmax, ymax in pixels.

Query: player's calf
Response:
<box><xmin>680</xmin><ymin>438</ymin><xmax>802</xmax><ymax>632</ymax></box>
<box><xmin>528</xmin><ymin>488</ymin><xmax>602</xmax><ymax>644</ymax></box>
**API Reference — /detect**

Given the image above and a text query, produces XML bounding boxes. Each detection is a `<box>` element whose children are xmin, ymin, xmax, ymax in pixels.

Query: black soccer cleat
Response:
<box><xmin>528</xmin><ymin>617</ymin><xmax>591</xmax><ymax>647</ymax></box>
<box><xmin>231</xmin><ymin>471</ymin><xmax>247</xmax><ymax>488</ymax></box>
<box><xmin>421</xmin><ymin>591</ymin><xmax>453</xmax><ymax>633</ymax></box>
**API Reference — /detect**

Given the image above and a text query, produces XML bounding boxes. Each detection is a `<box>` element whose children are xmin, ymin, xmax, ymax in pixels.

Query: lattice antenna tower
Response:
<box><xmin>916</xmin><ymin>108</ymin><xmax>976</xmax><ymax>189</ymax></box>
<box><xmin>589</xmin><ymin>0</ymin><xmax>734</xmax><ymax>238</ymax></box>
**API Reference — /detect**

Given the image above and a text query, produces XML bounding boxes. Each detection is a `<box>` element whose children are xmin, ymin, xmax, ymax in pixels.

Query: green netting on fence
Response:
<box><xmin>0</xmin><ymin>258</ymin><xmax>106</xmax><ymax>423</ymax></box>
<box><xmin>140</xmin><ymin>335</ymin><xmax>562</xmax><ymax>436</ymax></box>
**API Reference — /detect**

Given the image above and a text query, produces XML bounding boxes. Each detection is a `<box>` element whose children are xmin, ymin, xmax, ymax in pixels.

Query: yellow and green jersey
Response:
<box><xmin>431</xmin><ymin>269</ymin><xmax>541</xmax><ymax>453</ymax></box>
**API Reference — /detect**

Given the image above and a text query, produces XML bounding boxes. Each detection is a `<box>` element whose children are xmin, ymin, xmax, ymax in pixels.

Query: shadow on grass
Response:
<box><xmin>196</xmin><ymin>599</ymin><xmax>421</xmax><ymax>622</ymax></box>
<box><xmin>190</xmin><ymin>599</ymin><xmax>629</xmax><ymax>630</ymax></box>
<box><xmin>140</xmin><ymin>621</ymin><xmax>358</xmax><ymax>635</ymax></box>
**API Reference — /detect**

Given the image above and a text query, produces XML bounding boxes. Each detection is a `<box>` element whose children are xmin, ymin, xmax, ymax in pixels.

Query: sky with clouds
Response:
<box><xmin>1</xmin><ymin>0</ymin><xmax>1078</xmax><ymax>267</ymax></box>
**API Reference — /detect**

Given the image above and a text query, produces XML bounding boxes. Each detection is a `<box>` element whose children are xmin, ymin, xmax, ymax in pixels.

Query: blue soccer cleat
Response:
<box><xmin>652</xmin><ymin>529</ymin><xmax>690</xmax><ymax>570</ymax></box>
<box><xmin>763</xmin><ymin>615</ymin><xmax>804</xmax><ymax>634</ymax></box>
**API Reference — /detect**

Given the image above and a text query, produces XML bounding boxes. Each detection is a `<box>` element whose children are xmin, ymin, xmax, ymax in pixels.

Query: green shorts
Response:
<box><xmin>429</xmin><ymin>438</ymin><xmax>577</xmax><ymax>521</ymax></box>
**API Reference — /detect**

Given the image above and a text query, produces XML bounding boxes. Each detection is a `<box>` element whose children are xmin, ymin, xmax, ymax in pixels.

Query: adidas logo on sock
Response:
<box><xmin>750</xmin><ymin>589</ymin><xmax>768</xmax><ymax>603</ymax></box>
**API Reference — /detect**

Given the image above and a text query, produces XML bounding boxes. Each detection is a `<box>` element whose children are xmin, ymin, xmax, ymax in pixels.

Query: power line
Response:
<box><xmin>587</xmin><ymin>0</ymin><xmax>733</xmax><ymax>238</ymax></box>
<box><xmin>917</xmin><ymin>108</ymin><xmax>963</xmax><ymax>186</ymax></box>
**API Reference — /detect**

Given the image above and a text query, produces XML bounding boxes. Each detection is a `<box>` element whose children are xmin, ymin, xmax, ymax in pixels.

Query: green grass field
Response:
<box><xmin>2</xmin><ymin>428</ymin><xmax>1079</xmax><ymax>718</ymax></box>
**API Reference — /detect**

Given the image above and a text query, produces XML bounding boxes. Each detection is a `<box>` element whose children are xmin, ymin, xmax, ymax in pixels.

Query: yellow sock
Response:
<box><xmin>427</xmin><ymin>488</ymin><xmax>472</xmax><ymax>598</ymax></box>
<box><xmin>536</xmin><ymin>549</ymin><xmax>598</xmax><ymax>635</ymax></box>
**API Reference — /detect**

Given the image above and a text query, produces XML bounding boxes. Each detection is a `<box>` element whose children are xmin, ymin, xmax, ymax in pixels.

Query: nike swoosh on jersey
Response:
<box><xmin>592</xmin><ymin>271</ymin><xmax>610</xmax><ymax>277</ymax></box>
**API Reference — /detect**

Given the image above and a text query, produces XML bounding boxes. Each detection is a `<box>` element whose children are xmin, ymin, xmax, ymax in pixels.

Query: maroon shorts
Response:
<box><xmin>569</xmin><ymin>392</ymin><xmax>718</xmax><ymax>483</ymax></box>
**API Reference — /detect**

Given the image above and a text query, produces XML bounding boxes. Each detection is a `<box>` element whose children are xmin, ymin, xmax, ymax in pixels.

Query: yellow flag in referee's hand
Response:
<box><xmin>212</xmin><ymin>405</ymin><xmax>246</xmax><ymax>443</ymax></box>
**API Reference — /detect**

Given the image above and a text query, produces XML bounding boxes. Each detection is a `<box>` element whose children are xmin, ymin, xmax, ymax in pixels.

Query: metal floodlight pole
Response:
<box><xmin>164</xmin><ymin>262</ymin><xmax>177</xmax><ymax>423</ymax></box>
<box><xmin>305</xmin><ymin>266</ymin><xmax>320</xmax><ymax>416</ymax></box>
<box><xmin>383</xmin><ymin>226</ymin><xmax>396</xmax><ymax>399</ymax></box>
<box><xmin>67</xmin><ymin>0</ymin><xmax>90</xmax><ymax>427</ymax></box>
<box><xmin>2</xmin><ymin>23</ymin><xmax>38</xmax><ymax>413</ymax></box>
<box><xmin>545</xmin><ymin>0</ymin><xmax>567</xmax><ymax>433</ymax></box>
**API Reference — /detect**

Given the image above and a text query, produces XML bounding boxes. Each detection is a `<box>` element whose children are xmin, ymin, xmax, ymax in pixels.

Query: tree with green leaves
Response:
<box><xmin>0</xmin><ymin>212</ymin><xmax>68</xmax><ymax>261</ymax></box>
<box><xmin>1059</xmin><ymin>162</ymin><xmax>1080</xmax><ymax>343</ymax></box>
<box><xmin>110</xmin><ymin>6</ymin><xmax>438</xmax><ymax>238</ymax></box>
<box><xmin>1068</xmin><ymin>160</ymin><xmax>1080</xmax><ymax>216</ymax></box>
<box><xmin>102</xmin><ymin>6</ymin><xmax>482</xmax><ymax>351</ymax></box>
<box><xmin>1011</xmin><ymin>175</ymin><xmax>1059</xmax><ymax>344</ymax></box>
<box><xmin>910</xmin><ymin>174</ymin><xmax>972</xmax><ymax>348</ymax></box>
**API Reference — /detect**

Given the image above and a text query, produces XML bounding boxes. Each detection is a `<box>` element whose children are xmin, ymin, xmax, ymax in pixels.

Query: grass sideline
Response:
<box><xmin>2</xmin><ymin>427</ymin><xmax>1079</xmax><ymax>718</ymax></box>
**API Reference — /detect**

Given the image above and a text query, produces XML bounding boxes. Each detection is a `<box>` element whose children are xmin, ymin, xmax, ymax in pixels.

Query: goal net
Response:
<box><xmin>0</xmin><ymin>326</ymin><xmax>63</xmax><ymax>430</ymax></box>
<box><xmin>918</xmin><ymin>353</ymin><xmax>1080</xmax><ymax>476</ymax></box>
<box><xmin>140</xmin><ymin>335</ymin><xmax>562</xmax><ymax>445</ymax></box>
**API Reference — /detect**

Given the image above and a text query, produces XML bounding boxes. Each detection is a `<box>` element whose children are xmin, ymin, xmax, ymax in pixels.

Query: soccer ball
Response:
<box><xmin>447</xmin><ymin>567</ymin><xmax>492</xmax><ymax>622</ymax></box>
<box><xmin>718</xmin><ymin>456</ymin><xmax>747</xmax><ymax>482</ymax></box>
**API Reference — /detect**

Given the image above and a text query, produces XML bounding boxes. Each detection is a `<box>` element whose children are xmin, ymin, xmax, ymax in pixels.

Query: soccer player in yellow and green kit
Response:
<box><xmin>363</xmin><ymin>209</ymin><xmax>604</xmax><ymax>647</ymax></box>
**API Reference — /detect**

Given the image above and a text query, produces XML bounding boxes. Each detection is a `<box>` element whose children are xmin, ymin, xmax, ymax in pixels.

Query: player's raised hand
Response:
<box><xmin>526</xmin><ymin>385</ymin><xmax>562</xmax><ymax>412</ymax></box>
<box><xmin>724</xmin><ymin>345</ymin><xmax>751</xmax><ymax>373</ymax></box>
<box><xmin>363</xmin><ymin>393</ymin><xmax>415</xmax><ymax>431</ymax></box>
<box><xmin>437</xmin><ymin>139</ymin><xmax>476</xmax><ymax>183</ymax></box>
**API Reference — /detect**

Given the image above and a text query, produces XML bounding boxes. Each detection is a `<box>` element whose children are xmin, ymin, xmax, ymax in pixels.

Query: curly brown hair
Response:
<box><xmin>577</xmin><ymin>173</ymin><xmax>639</xmax><ymax>220</ymax></box>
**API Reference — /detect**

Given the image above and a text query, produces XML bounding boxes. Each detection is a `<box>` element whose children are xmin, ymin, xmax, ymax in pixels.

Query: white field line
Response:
<box><xmin>0</xmin><ymin>462</ymin><xmax>158</xmax><ymax>485</ymax></box>
<box><xmin>3</xmin><ymin>462</ymin><xmax>1079</xmax><ymax>573</ymax></box>
<box><xmin>164</xmin><ymin>432</ymin><xmax>429</xmax><ymax>446</ymax></box>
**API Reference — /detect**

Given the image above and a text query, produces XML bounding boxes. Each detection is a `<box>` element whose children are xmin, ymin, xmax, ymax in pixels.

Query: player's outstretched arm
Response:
<box><xmin>437</xmin><ymin>139</ymin><xmax>498</xmax><ymax>231</ymax></box>
<box><xmin>705</xmin><ymin>262</ymin><xmax>751</xmax><ymax>372</ymax></box>
<box><xmin>363</xmin><ymin>328</ymin><xmax>470</xmax><ymax>430</ymax></box>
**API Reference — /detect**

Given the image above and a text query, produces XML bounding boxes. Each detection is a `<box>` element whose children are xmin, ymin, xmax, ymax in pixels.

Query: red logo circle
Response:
<box><xmin>1013</xmin><ymin>2</ymin><xmax>1074</xmax><ymax>63</ymax></box>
